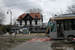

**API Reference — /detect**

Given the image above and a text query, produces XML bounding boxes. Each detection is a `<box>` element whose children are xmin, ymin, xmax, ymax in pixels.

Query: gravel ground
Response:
<box><xmin>0</xmin><ymin>38</ymin><xmax>28</xmax><ymax>50</ymax></box>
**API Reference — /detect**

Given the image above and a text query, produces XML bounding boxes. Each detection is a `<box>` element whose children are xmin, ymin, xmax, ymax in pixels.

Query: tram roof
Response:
<box><xmin>50</xmin><ymin>14</ymin><xmax>75</xmax><ymax>21</ymax></box>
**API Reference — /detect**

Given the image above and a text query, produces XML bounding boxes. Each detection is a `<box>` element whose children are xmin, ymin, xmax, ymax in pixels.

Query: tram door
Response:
<box><xmin>50</xmin><ymin>21</ymin><xmax>57</xmax><ymax>38</ymax></box>
<box><xmin>57</xmin><ymin>22</ymin><xmax>64</xmax><ymax>37</ymax></box>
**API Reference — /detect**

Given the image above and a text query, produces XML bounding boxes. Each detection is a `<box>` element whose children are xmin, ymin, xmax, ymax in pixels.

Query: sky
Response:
<box><xmin>0</xmin><ymin>0</ymin><xmax>74</xmax><ymax>25</ymax></box>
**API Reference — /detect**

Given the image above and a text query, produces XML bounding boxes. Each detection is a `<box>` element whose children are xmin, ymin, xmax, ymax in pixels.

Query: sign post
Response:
<box><xmin>14</xmin><ymin>23</ymin><xmax>17</xmax><ymax>38</ymax></box>
<box><xmin>15</xmin><ymin>27</ymin><xmax>16</xmax><ymax>38</ymax></box>
<box><xmin>37</xmin><ymin>26</ymin><xmax>38</xmax><ymax>35</ymax></box>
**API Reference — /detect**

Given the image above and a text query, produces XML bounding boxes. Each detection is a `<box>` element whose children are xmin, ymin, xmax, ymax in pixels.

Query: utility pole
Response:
<box><xmin>7</xmin><ymin>10</ymin><xmax>12</xmax><ymax>38</ymax></box>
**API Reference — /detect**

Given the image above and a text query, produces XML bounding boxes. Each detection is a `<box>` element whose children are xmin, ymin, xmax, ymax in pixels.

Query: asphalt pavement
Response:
<box><xmin>0</xmin><ymin>36</ymin><xmax>48</xmax><ymax>39</ymax></box>
<box><xmin>0</xmin><ymin>33</ymin><xmax>47</xmax><ymax>39</ymax></box>
<box><xmin>12</xmin><ymin>42</ymin><xmax>53</xmax><ymax>50</ymax></box>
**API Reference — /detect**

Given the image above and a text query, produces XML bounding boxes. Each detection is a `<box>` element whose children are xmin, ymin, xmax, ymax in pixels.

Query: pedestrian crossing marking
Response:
<box><xmin>27</xmin><ymin>38</ymin><xmax>51</xmax><ymax>42</ymax></box>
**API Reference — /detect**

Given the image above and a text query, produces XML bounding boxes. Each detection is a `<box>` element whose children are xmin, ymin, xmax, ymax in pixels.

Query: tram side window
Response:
<box><xmin>73</xmin><ymin>20</ymin><xmax>75</xmax><ymax>30</ymax></box>
<box><xmin>64</xmin><ymin>20</ymin><xmax>72</xmax><ymax>30</ymax></box>
<box><xmin>51</xmin><ymin>23</ymin><xmax>56</xmax><ymax>32</ymax></box>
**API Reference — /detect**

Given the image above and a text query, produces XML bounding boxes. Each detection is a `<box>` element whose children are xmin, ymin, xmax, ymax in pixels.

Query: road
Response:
<box><xmin>12</xmin><ymin>42</ymin><xmax>52</xmax><ymax>50</ymax></box>
<box><xmin>0</xmin><ymin>36</ymin><xmax>48</xmax><ymax>39</ymax></box>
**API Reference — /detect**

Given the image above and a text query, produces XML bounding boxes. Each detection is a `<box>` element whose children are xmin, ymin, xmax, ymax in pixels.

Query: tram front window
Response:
<box><xmin>51</xmin><ymin>23</ymin><xmax>56</xmax><ymax>32</ymax></box>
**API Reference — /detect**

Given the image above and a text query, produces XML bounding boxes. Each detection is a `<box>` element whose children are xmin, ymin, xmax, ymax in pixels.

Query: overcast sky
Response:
<box><xmin>0</xmin><ymin>0</ymin><xmax>74</xmax><ymax>25</ymax></box>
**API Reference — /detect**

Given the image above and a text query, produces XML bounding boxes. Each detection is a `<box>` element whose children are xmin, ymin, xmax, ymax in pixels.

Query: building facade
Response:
<box><xmin>16</xmin><ymin>13</ymin><xmax>43</xmax><ymax>33</ymax></box>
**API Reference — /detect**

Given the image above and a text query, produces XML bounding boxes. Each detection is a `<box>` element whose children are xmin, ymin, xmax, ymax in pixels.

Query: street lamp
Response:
<box><xmin>7</xmin><ymin>10</ymin><xmax>12</xmax><ymax>25</ymax></box>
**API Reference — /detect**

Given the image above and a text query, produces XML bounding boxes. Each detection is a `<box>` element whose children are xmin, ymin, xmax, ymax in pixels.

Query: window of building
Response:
<box><xmin>35</xmin><ymin>15</ymin><xmax>38</xmax><ymax>18</ymax></box>
<box><xmin>32</xmin><ymin>20</ymin><xmax>35</xmax><ymax>25</ymax></box>
<box><xmin>38</xmin><ymin>20</ymin><xmax>40</xmax><ymax>22</ymax></box>
<box><xmin>22</xmin><ymin>21</ymin><xmax>25</xmax><ymax>26</ymax></box>
<box><xmin>30</xmin><ymin>20</ymin><xmax>32</xmax><ymax>25</ymax></box>
<box><xmin>27</xmin><ymin>20</ymin><xmax>30</xmax><ymax>25</ymax></box>
<box><xmin>50</xmin><ymin>23</ymin><xmax>56</xmax><ymax>32</ymax></box>
<box><xmin>25</xmin><ymin>21</ymin><xmax>27</xmax><ymax>25</ymax></box>
<box><xmin>64</xmin><ymin>20</ymin><xmax>72</xmax><ymax>30</ymax></box>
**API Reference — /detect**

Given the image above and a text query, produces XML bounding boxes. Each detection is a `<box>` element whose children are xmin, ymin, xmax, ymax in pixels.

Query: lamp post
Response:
<box><xmin>7</xmin><ymin>10</ymin><xmax>12</xmax><ymax>25</ymax></box>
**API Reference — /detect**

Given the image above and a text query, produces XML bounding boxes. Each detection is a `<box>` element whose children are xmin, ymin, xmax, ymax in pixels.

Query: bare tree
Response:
<box><xmin>66</xmin><ymin>4</ymin><xmax>75</xmax><ymax>14</ymax></box>
<box><xmin>26</xmin><ymin>8</ymin><xmax>42</xmax><ymax>13</ymax></box>
<box><xmin>0</xmin><ymin>9</ymin><xmax>5</xmax><ymax>24</ymax></box>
